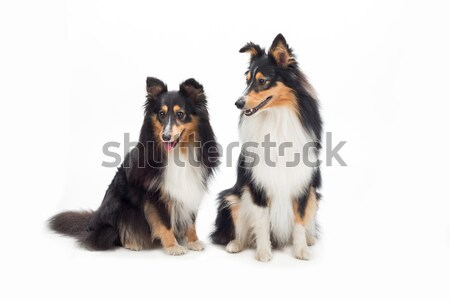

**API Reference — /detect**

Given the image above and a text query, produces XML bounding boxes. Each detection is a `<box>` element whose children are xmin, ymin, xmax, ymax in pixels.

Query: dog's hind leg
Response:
<box><xmin>120</xmin><ymin>227</ymin><xmax>145</xmax><ymax>251</ymax></box>
<box><xmin>240</xmin><ymin>188</ymin><xmax>272</xmax><ymax>262</ymax></box>
<box><xmin>119</xmin><ymin>205</ymin><xmax>153</xmax><ymax>251</ymax></box>
<box><xmin>224</xmin><ymin>194</ymin><xmax>248</xmax><ymax>254</ymax></box>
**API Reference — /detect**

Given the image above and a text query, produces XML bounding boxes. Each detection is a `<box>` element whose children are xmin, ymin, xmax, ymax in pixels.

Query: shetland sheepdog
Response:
<box><xmin>50</xmin><ymin>78</ymin><xmax>219</xmax><ymax>255</ymax></box>
<box><xmin>211</xmin><ymin>34</ymin><xmax>322</xmax><ymax>261</ymax></box>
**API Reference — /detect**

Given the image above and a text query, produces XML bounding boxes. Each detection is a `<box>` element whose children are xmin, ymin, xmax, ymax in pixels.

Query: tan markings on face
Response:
<box><xmin>292</xmin><ymin>187</ymin><xmax>318</xmax><ymax>226</ymax></box>
<box><xmin>245</xmin><ymin>82</ymin><xmax>299</xmax><ymax>114</ymax></box>
<box><xmin>161</xmin><ymin>105</ymin><xmax>168</xmax><ymax>113</ymax></box>
<box><xmin>144</xmin><ymin>202</ymin><xmax>176</xmax><ymax>248</ymax></box>
<box><xmin>255</xmin><ymin>72</ymin><xmax>265</xmax><ymax>80</ymax></box>
<box><xmin>186</xmin><ymin>224</ymin><xmax>199</xmax><ymax>243</ymax></box>
<box><xmin>155</xmin><ymin>112</ymin><xmax>185</xmax><ymax>143</ymax></box>
<box><xmin>178</xmin><ymin>115</ymin><xmax>199</xmax><ymax>154</ymax></box>
<box><xmin>170</xmin><ymin>106</ymin><xmax>185</xmax><ymax>140</ymax></box>
<box><xmin>151</xmin><ymin>115</ymin><xmax>163</xmax><ymax>145</ymax></box>
<box><xmin>246</xmin><ymin>72</ymin><xmax>251</xmax><ymax>82</ymax></box>
<box><xmin>171</xmin><ymin>123</ymin><xmax>185</xmax><ymax>139</ymax></box>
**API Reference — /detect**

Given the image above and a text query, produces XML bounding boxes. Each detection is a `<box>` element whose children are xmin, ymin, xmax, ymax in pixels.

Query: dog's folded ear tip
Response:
<box><xmin>239</xmin><ymin>42</ymin><xmax>264</xmax><ymax>59</ymax></box>
<box><xmin>146</xmin><ymin>77</ymin><xmax>162</xmax><ymax>85</ymax></box>
<box><xmin>180</xmin><ymin>79</ymin><xmax>205</xmax><ymax>101</ymax></box>
<box><xmin>181</xmin><ymin>78</ymin><xmax>203</xmax><ymax>89</ymax></box>
<box><xmin>146</xmin><ymin>77</ymin><xmax>167</xmax><ymax>97</ymax></box>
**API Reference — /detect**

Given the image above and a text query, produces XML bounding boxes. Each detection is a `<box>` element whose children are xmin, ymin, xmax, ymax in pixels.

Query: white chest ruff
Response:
<box><xmin>240</xmin><ymin>107</ymin><xmax>317</xmax><ymax>244</ymax></box>
<box><xmin>163</xmin><ymin>150</ymin><xmax>206</xmax><ymax>232</ymax></box>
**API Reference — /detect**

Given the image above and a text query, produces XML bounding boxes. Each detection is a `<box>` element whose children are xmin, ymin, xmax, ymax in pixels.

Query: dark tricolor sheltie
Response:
<box><xmin>211</xmin><ymin>34</ymin><xmax>322</xmax><ymax>261</ymax></box>
<box><xmin>50</xmin><ymin>78</ymin><xmax>219</xmax><ymax>255</ymax></box>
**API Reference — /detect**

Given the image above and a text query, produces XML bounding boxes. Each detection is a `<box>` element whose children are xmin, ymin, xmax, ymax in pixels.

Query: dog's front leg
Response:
<box><xmin>144</xmin><ymin>202</ymin><xmax>187</xmax><ymax>256</ymax></box>
<box><xmin>252</xmin><ymin>205</ymin><xmax>272</xmax><ymax>262</ymax></box>
<box><xmin>292</xmin><ymin>189</ymin><xmax>317</xmax><ymax>260</ymax></box>
<box><xmin>186</xmin><ymin>222</ymin><xmax>205</xmax><ymax>251</ymax></box>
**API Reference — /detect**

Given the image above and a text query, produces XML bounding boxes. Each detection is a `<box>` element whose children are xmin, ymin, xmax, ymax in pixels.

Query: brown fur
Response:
<box><xmin>173</xmin><ymin>105</ymin><xmax>181</xmax><ymax>112</ymax></box>
<box><xmin>269</xmin><ymin>41</ymin><xmax>294</xmax><ymax>67</ymax></box>
<box><xmin>245</xmin><ymin>82</ymin><xmax>299</xmax><ymax>114</ymax></box>
<box><xmin>144</xmin><ymin>202</ymin><xmax>177</xmax><ymax>248</ymax></box>
<box><xmin>255</xmin><ymin>72</ymin><xmax>265</xmax><ymax>80</ymax></box>
<box><xmin>224</xmin><ymin>194</ymin><xmax>240</xmax><ymax>225</ymax></box>
<box><xmin>150</xmin><ymin>115</ymin><xmax>163</xmax><ymax>146</ymax></box>
<box><xmin>179</xmin><ymin>115</ymin><xmax>199</xmax><ymax>154</ymax></box>
<box><xmin>244</xmin><ymin>48</ymin><xmax>260</xmax><ymax>57</ymax></box>
<box><xmin>293</xmin><ymin>187</ymin><xmax>318</xmax><ymax>227</ymax></box>
<box><xmin>186</xmin><ymin>224</ymin><xmax>199</xmax><ymax>242</ymax></box>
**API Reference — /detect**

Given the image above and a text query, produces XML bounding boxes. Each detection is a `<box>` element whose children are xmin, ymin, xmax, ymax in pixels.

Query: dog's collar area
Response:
<box><xmin>244</xmin><ymin>96</ymin><xmax>273</xmax><ymax>116</ymax></box>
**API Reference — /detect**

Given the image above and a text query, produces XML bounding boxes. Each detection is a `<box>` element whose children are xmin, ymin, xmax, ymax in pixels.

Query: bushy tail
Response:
<box><xmin>49</xmin><ymin>210</ymin><xmax>119</xmax><ymax>250</ymax></box>
<box><xmin>210</xmin><ymin>189</ymin><xmax>236</xmax><ymax>245</ymax></box>
<box><xmin>49</xmin><ymin>210</ymin><xmax>93</xmax><ymax>237</ymax></box>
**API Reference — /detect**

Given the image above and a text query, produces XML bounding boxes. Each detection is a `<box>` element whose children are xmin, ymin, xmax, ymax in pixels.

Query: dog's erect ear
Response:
<box><xmin>179</xmin><ymin>78</ymin><xmax>205</xmax><ymax>101</ymax></box>
<box><xmin>269</xmin><ymin>34</ymin><xmax>295</xmax><ymax>67</ymax></box>
<box><xmin>180</xmin><ymin>78</ymin><xmax>208</xmax><ymax>118</ymax></box>
<box><xmin>239</xmin><ymin>42</ymin><xmax>264</xmax><ymax>60</ymax></box>
<box><xmin>146</xmin><ymin>77</ymin><xmax>167</xmax><ymax>98</ymax></box>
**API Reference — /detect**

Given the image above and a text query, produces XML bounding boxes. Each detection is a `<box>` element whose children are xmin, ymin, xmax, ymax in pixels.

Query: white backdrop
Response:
<box><xmin>1</xmin><ymin>0</ymin><xmax>449</xmax><ymax>299</ymax></box>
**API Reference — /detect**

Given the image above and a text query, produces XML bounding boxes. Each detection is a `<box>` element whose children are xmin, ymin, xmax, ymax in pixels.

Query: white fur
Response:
<box><xmin>163</xmin><ymin>150</ymin><xmax>206</xmax><ymax>233</ymax></box>
<box><xmin>225</xmin><ymin>240</ymin><xmax>243</xmax><ymax>253</ymax></box>
<box><xmin>239</xmin><ymin>106</ymin><xmax>317</xmax><ymax>245</ymax></box>
<box><xmin>292</xmin><ymin>223</ymin><xmax>310</xmax><ymax>260</ymax></box>
<box><xmin>251</xmin><ymin>204</ymin><xmax>272</xmax><ymax>262</ymax></box>
<box><xmin>165</xmin><ymin>244</ymin><xmax>187</xmax><ymax>256</ymax></box>
<box><xmin>187</xmin><ymin>240</ymin><xmax>205</xmax><ymax>251</ymax></box>
<box><xmin>228</xmin><ymin>189</ymin><xmax>272</xmax><ymax>261</ymax></box>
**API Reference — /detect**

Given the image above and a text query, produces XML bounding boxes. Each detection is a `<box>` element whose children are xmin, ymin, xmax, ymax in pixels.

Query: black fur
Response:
<box><xmin>50</xmin><ymin>77</ymin><xmax>219</xmax><ymax>250</ymax></box>
<box><xmin>210</xmin><ymin>189</ymin><xmax>236</xmax><ymax>245</ymax></box>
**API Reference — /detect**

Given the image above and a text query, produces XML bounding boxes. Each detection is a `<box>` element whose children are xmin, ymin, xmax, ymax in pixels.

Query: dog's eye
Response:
<box><xmin>159</xmin><ymin>111</ymin><xmax>166</xmax><ymax>119</ymax></box>
<box><xmin>176</xmin><ymin>111</ymin><xmax>184</xmax><ymax>119</ymax></box>
<box><xmin>258</xmin><ymin>78</ymin><xmax>266</xmax><ymax>85</ymax></box>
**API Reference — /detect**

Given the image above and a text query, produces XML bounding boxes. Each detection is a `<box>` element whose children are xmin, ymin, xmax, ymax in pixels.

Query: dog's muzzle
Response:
<box><xmin>241</xmin><ymin>96</ymin><xmax>273</xmax><ymax>116</ymax></box>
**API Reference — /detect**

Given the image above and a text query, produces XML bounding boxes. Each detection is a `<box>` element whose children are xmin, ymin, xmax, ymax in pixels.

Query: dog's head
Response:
<box><xmin>236</xmin><ymin>34</ymin><xmax>299</xmax><ymax>116</ymax></box>
<box><xmin>145</xmin><ymin>77</ymin><xmax>207</xmax><ymax>151</ymax></box>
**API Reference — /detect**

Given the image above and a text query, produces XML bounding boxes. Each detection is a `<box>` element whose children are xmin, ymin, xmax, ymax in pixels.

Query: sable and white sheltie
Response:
<box><xmin>211</xmin><ymin>34</ymin><xmax>322</xmax><ymax>261</ymax></box>
<box><xmin>50</xmin><ymin>78</ymin><xmax>219</xmax><ymax>255</ymax></box>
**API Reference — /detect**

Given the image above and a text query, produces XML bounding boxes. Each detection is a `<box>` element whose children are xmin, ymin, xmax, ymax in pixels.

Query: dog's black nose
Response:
<box><xmin>162</xmin><ymin>133</ymin><xmax>171</xmax><ymax>141</ymax></box>
<box><xmin>235</xmin><ymin>98</ymin><xmax>245</xmax><ymax>109</ymax></box>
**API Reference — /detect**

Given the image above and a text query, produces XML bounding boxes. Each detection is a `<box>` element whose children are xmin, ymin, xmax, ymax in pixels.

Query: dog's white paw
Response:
<box><xmin>293</xmin><ymin>245</ymin><xmax>310</xmax><ymax>260</ymax></box>
<box><xmin>165</xmin><ymin>244</ymin><xmax>187</xmax><ymax>256</ymax></box>
<box><xmin>226</xmin><ymin>240</ymin><xmax>242</xmax><ymax>253</ymax></box>
<box><xmin>306</xmin><ymin>234</ymin><xmax>316</xmax><ymax>246</ymax></box>
<box><xmin>255</xmin><ymin>249</ymin><xmax>272</xmax><ymax>262</ymax></box>
<box><xmin>187</xmin><ymin>240</ymin><xmax>205</xmax><ymax>251</ymax></box>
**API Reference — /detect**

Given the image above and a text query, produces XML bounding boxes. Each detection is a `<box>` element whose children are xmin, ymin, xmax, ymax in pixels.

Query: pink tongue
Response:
<box><xmin>163</xmin><ymin>141</ymin><xmax>175</xmax><ymax>151</ymax></box>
